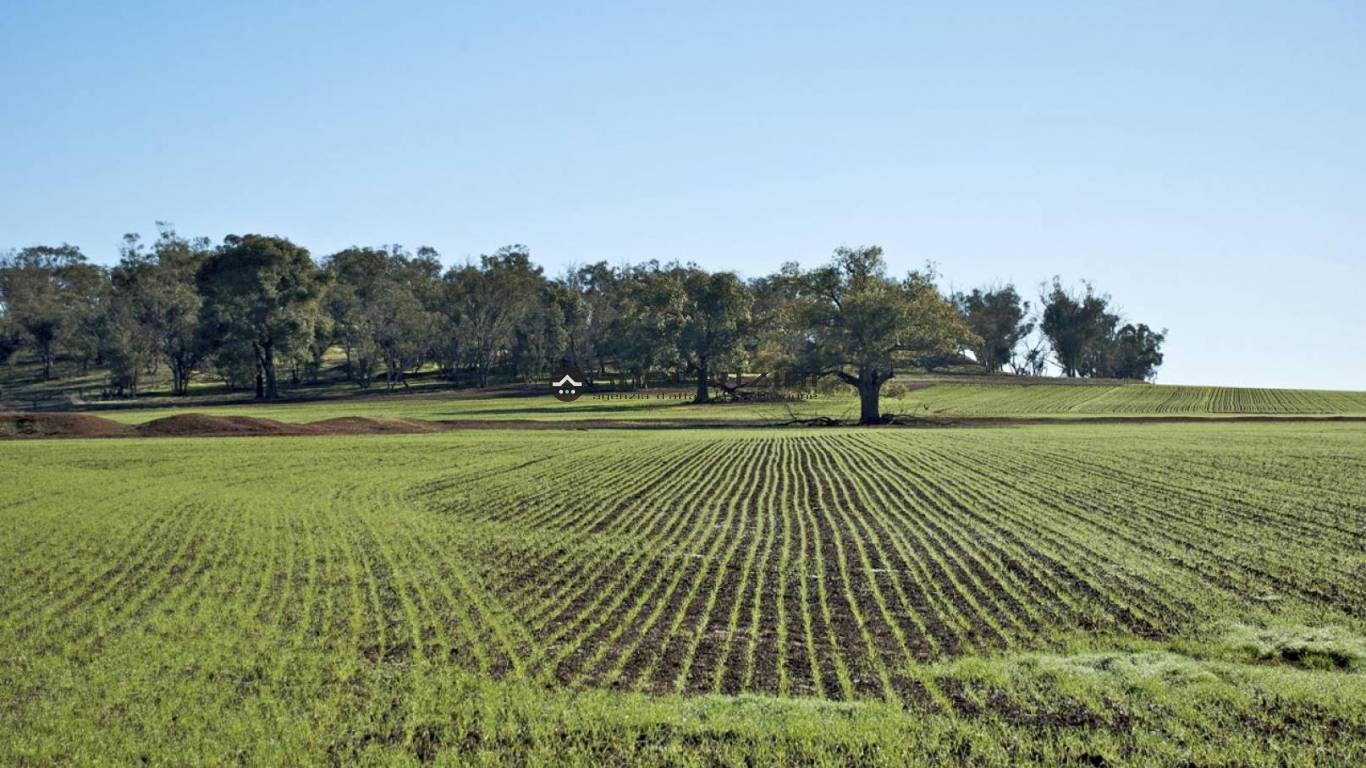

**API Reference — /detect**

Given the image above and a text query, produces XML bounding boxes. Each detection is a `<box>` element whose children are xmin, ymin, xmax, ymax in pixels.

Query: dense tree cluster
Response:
<box><xmin>0</xmin><ymin>229</ymin><xmax>1166</xmax><ymax>422</ymax></box>
<box><xmin>1038</xmin><ymin>278</ymin><xmax>1166</xmax><ymax>381</ymax></box>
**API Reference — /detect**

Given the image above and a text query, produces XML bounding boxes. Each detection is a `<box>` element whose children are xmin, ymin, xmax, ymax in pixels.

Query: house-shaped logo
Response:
<box><xmin>551</xmin><ymin>365</ymin><xmax>586</xmax><ymax>402</ymax></box>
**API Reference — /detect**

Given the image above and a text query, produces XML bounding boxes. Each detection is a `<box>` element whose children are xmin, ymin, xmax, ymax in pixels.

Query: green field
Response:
<box><xmin>2</xmin><ymin>422</ymin><xmax>1363</xmax><ymax>765</ymax></box>
<box><xmin>903</xmin><ymin>380</ymin><xmax>1366</xmax><ymax>416</ymax></box>
<box><xmin>34</xmin><ymin>379</ymin><xmax>1366</xmax><ymax>428</ymax></box>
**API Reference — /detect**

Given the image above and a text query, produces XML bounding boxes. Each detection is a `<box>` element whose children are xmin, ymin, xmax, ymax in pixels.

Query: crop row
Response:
<box><xmin>906</xmin><ymin>382</ymin><xmax>1366</xmax><ymax>416</ymax></box>
<box><xmin>417</xmin><ymin>425</ymin><xmax>1365</xmax><ymax>703</ymax></box>
<box><xmin>1</xmin><ymin>424</ymin><xmax>1361</xmax><ymax>715</ymax></box>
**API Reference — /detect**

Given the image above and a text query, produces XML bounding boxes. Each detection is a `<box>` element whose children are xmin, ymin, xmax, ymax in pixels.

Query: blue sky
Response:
<box><xmin>2</xmin><ymin>1</ymin><xmax>1363</xmax><ymax>389</ymax></box>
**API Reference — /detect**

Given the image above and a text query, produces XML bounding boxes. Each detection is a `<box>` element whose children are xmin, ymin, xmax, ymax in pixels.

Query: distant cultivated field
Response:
<box><xmin>2</xmin><ymin>423</ymin><xmax>1363</xmax><ymax>765</ymax></box>
<box><xmin>904</xmin><ymin>381</ymin><xmax>1366</xmax><ymax>416</ymax></box>
<box><xmin>51</xmin><ymin>380</ymin><xmax>1366</xmax><ymax>427</ymax></box>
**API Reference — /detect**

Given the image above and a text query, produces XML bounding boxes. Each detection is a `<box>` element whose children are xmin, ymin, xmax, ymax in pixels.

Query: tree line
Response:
<box><xmin>0</xmin><ymin>226</ymin><xmax>1165</xmax><ymax>423</ymax></box>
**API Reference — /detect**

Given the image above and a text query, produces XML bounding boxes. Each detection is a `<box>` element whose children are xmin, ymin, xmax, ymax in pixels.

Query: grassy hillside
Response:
<box><xmin>26</xmin><ymin>380</ymin><xmax>1366</xmax><ymax>427</ymax></box>
<box><xmin>2</xmin><ymin>424</ymin><xmax>1362</xmax><ymax>765</ymax></box>
<box><xmin>5</xmin><ymin>350</ymin><xmax>1366</xmax><ymax>423</ymax></box>
<box><xmin>905</xmin><ymin>380</ymin><xmax>1366</xmax><ymax>416</ymax></box>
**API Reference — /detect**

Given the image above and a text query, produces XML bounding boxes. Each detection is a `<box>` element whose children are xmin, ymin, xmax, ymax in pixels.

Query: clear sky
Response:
<box><xmin>3</xmin><ymin>2</ymin><xmax>1363</xmax><ymax>389</ymax></box>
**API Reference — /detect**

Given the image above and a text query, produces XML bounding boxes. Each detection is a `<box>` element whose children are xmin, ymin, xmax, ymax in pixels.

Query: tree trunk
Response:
<box><xmin>693</xmin><ymin>358</ymin><xmax>709</xmax><ymax>404</ymax></box>
<box><xmin>259</xmin><ymin>340</ymin><xmax>279</xmax><ymax>399</ymax></box>
<box><xmin>858</xmin><ymin>381</ymin><xmax>882</xmax><ymax>424</ymax></box>
<box><xmin>171</xmin><ymin>361</ymin><xmax>188</xmax><ymax>395</ymax></box>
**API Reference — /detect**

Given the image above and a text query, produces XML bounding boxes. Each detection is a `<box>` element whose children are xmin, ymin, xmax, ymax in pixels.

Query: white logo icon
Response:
<box><xmin>551</xmin><ymin>366</ymin><xmax>586</xmax><ymax>402</ymax></box>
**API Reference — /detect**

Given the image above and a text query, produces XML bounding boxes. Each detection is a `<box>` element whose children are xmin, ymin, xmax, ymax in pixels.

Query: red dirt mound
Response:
<box><xmin>0</xmin><ymin>412</ymin><xmax>131</xmax><ymax>439</ymax></box>
<box><xmin>131</xmin><ymin>413</ymin><xmax>458</xmax><ymax>438</ymax></box>
<box><xmin>307</xmin><ymin>416</ymin><xmax>446</xmax><ymax>435</ymax></box>
<box><xmin>135</xmin><ymin>414</ymin><xmax>306</xmax><ymax>438</ymax></box>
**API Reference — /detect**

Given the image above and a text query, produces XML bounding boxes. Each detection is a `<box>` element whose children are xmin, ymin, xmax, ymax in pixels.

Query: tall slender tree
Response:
<box><xmin>954</xmin><ymin>285</ymin><xmax>1032</xmax><ymax>373</ymax></box>
<box><xmin>676</xmin><ymin>268</ymin><xmax>752</xmax><ymax>403</ymax></box>
<box><xmin>444</xmin><ymin>246</ymin><xmax>543</xmax><ymax>387</ymax></box>
<box><xmin>1040</xmin><ymin>278</ymin><xmax>1115</xmax><ymax>377</ymax></box>
<box><xmin>108</xmin><ymin>225</ymin><xmax>208</xmax><ymax>395</ymax></box>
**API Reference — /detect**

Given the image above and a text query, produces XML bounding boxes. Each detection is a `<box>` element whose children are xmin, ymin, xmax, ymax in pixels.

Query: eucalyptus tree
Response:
<box><xmin>792</xmin><ymin>246</ymin><xmax>977</xmax><ymax>424</ymax></box>
<box><xmin>197</xmin><ymin>235</ymin><xmax>328</xmax><ymax>400</ymax></box>
<box><xmin>676</xmin><ymin>267</ymin><xmax>752</xmax><ymax>402</ymax></box>
<box><xmin>0</xmin><ymin>244</ymin><xmax>104</xmax><ymax>380</ymax></box>
<box><xmin>106</xmin><ymin>225</ymin><xmax>208</xmax><ymax>394</ymax></box>
<box><xmin>954</xmin><ymin>285</ymin><xmax>1032</xmax><ymax>373</ymax></box>
<box><xmin>1040</xmin><ymin>278</ymin><xmax>1116</xmax><ymax>377</ymax></box>
<box><xmin>1102</xmin><ymin>323</ymin><xmax>1166</xmax><ymax>380</ymax></box>
<box><xmin>323</xmin><ymin>247</ymin><xmax>388</xmax><ymax>386</ymax></box>
<box><xmin>445</xmin><ymin>246</ymin><xmax>543</xmax><ymax>387</ymax></box>
<box><xmin>598</xmin><ymin>263</ymin><xmax>678</xmax><ymax>388</ymax></box>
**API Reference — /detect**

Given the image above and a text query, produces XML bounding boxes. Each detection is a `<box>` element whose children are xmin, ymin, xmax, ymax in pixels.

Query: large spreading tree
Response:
<box><xmin>792</xmin><ymin>246</ymin><xmax>977</xmax><ymax>424</ymax></box>
<box><xmin>0</xmin><ymin>244</ymin><xmax>103</xmax><ymax>380</ymax></box>
<box><xmin>196</xmin><ymin>235</ymin><xmax>327</xmax><ymax>399</ymax></box>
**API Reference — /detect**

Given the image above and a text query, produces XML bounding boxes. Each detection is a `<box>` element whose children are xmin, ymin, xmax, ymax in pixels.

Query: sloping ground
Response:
<box><xmin>133</xmin><ymin>414</ymin><xmax>472</xmax><ymax>437</ymax></box>
<box><xmin>5</xmin><ymin>408</ymin><xmax>1366</xmax><ymax>441</ymax></box>
<box><xmin>909</xmin><ymin>382</ymin><xmax>1366</xmax><ymax>416</ymax></box>
<box><xmin>307</xmin><ymin>416</ymin><xmax>444</xmax><ymax>434</ymax></box>
<box><xmin>28</xmin><ymin>380</ymin><xmax>1364</xmax><ymax>427</ymax></box>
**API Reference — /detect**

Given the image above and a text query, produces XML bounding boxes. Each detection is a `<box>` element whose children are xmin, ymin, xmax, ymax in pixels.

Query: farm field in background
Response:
<box><xmin>19</xmin><ymin>379</ymin><xmax>1366</xmax><ymax>427</ymax></box>
<box><xmin>2</xmin><ymin>423</ymin><xmax>1363</xmax><ymax>765</ymax></box>
<box><xmin>903</xmin><ymin>380</ymin><xmax>1366</xmax><ymax>416</ymax></box>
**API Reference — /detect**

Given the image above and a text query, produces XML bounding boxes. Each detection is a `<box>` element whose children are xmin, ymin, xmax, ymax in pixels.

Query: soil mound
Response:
<box><xmin>0</xmin><ymin>412</ymin><xmax>131</xmax><ymax>438</ymax></box>
<box><xmin>135</xmin><ymin>414</ymin><xmax>303</xmax><ymax>438</ymax></box>
<box><xmin>308</xmin><ymin>417</ymin><xmax>446</xmax><ymax>435</ymax></box>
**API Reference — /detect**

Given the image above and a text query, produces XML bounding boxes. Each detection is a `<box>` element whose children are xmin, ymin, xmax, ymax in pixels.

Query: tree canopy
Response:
<box><xmin>955</xmin><ymin>285</ymin><xmax>1033</xmax><ymax>373</ymax></box>
<box><xmin>1</xmin><ymin>229</ymin><xmax>1168</xmax><ymax>409</ymax></box>
<box><xmin>196</xmin><ymin>235</ymin><xmax>327</xmax><ymax>399</ymax></box>
<box><xmin>676</xmin><ymin>268</ymin><xmax>752</xmax><ymax>403</ymax></box>
<box><xmin>1040</xmin><ymin>279</ymin><xmax>1114</xmax><ymax>378</ymax></box>
<box><xmin>788</xmin><ymin>247</ymin><xmax>978</xmax><ymax>423</ymax></box>
<box><xmin>0</xmin><ymin>244</ymin><xmax>101</xmax><ymax>380</ymax></box>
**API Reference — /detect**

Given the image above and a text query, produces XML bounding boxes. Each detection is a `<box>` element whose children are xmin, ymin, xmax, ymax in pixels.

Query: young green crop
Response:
<box><xmin>42</xmin><ymin>379</ymin><xmax>1366</xmax><ymax>428</ymax></box>
<box><xmin>1</xmin><ymin>423</ymin><xmax>1363</xmax><ymax>765</ymax></box>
